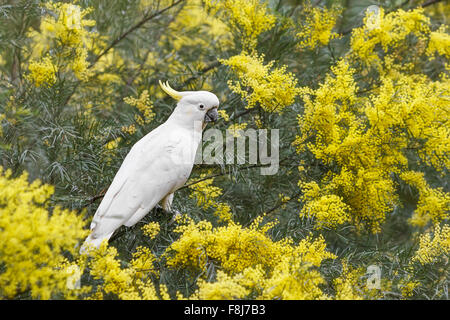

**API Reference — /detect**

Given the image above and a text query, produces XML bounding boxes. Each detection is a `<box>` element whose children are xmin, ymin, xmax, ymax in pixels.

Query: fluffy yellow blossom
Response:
<box><xmin>218</xmin><ymin>109</ymin><xmax>230</xmax><ymax>122</ymax></box>
<box><xmin>297</xmin><ymin>5</ymin><xmax>342</xmax><ymax>49</ymax></box>
<box><xmin>27</xmin><ymin>3</ymin><xmax>95</xmax><ymax>81</ymax></box>
<box><xmin>105</xmin><ymin>137</ymin><xmax>122</xmax><ymax>150</ymax></box>
<box><xmin>141</xmin><ymin>222</ymin><xmax>160</xmax><ymax>239</ymax></box>
<box><xmin>205</xmin><ymin>0</ymin><xmax>276</xmax><ymax>49</ymax></box>
<box><xmin>426</xmin><ymin>25</ymin><xmax>450</xmax><ymax>59</ymax></box>
<box><xmin>401</xmin><ymin>171</ymin><xmax>449</xmax><ymax>227</ymax></box>
<box><xmin>220</xmin><ymin>52</ymin><xmax>299</xmax><ymax>113</ymax></box>
<box><xmin>166</xmin><ymin>215</ymin><xmax>335</xmax><ymax>275</ymax></box>
<box><xmin>278</xmin><ymin>193</ymin><xmax>291</xmax><ymax>209</ymax></box>
<box><xmin>351</xmin><ymin>7</ymin><xmax>430</xmax><ymax>65</ymax></box>
<box><xmin>188</xmin><ymin>174</ymin><xmax>223</xmax><ymax>209</ymax></box>
<box><xmin>398</xmin><ymin>279</ymin><xmax>420</xmax><ymax>298</ymax></box>
<box><xmin>259</xmin><ymin>256</ymin><xmax>328</xmax><ymax>300</ymax></box>
<box><xmin>214</xmin><ymin>203</ymin><xmax>233</xmax><ymax>223</ymax></box>
<box><xmin>301</xmin><ymin>194</ymin><xmax>351</xmax><ymax>229</ymax></box>
<box><xmin>130</xmin><ymin>246</ymin><xmax>158</xmax><ymax>279</ymax></box>
<box><xmin>27</xmin><ymin>55</ymin><xmax>58</xmax><ymax>87</ymax></box>
<box><xmin>194</xmin><ymin>270</ymin><xmax>250</xmax><ymax>300</ymax></box>
<box><xmin>294</xmin><ymin>55</ymin><xmax>449</xmax><ymax>233</ymax></box>
<box><xmin>333</xmin><ymin>263</ymin><xmax>364</xmax><ymax>300</ymax></box>
<box><xmin>87</xmin><ymin>241</ymin><xmax>165</xmax><ymax>300</ymax></box>
<box><xmin>0</xmin><ymin>168</ymin><xmax>88</xmax><ymax>299</ymax></box>
<box><xmin>121</xmin><ymin>124</ymin><xmax>137</xmax><ymax>135</ymax></box>
<box><xmin>412</xmin><ymin>224</ymin><xmax>450</xmax><ymax>265</ymax></box>
<box><xmin>163</xmin><ymin>0</ymin><xmax>231</xmax><ymax>51</ymax></box>
<box><xmin>166</xmin><ymin>215</ymin><xmax>337</xmax><ymax>299</ymax></box>
<box><xmin>124</xmin><ymin>90</ymin><xmax>156</xmax><ymax>126</ymax></box>
<box><xmin>227</xmin><ymin>122</ymin><xmax>248</xmax><ymax>138</ymax></box>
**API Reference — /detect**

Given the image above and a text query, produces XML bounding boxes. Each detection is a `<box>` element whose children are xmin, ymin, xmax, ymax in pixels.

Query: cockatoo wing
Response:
<box><xmin>88</xmin><ymin>123</ymin><xmax>191</xmax><ymax>242</ymax></box>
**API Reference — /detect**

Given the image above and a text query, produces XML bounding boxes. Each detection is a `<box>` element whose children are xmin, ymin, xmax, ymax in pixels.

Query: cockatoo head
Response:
<box><xmin>159</xmin><ymin>81</ymin><xmax>219</xmax><ymax>129</ymax></box>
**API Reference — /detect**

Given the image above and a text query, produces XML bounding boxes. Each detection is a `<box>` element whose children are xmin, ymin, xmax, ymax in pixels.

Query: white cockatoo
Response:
<box><xmin>81</xmin><ymin>81</ymin><xmax>219</xmax><ymax>252</ymax></box>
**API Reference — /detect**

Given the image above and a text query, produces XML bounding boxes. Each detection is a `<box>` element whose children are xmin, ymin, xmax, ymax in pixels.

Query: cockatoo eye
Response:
<box><xmin>199</xmin><ymin>104</ymin><xmax>205</xmax><ymax>110</ymax></box>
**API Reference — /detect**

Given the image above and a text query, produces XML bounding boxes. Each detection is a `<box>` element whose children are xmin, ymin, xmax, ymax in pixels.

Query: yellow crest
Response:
<box><xmin>159</xmin><ymin>80</ymin><xmax>183</xmax><ymax>101</ymax></box>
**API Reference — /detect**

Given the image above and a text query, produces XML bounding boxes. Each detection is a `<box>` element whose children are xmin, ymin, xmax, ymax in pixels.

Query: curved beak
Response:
<box><xmin>205</xmin><ymin>108</ymin><xmax>219</xmax><ymax>123</ymax></box>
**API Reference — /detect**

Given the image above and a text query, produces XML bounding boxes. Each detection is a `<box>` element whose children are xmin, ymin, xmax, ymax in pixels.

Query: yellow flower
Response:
<box><xmin>105</xmin><ymin>137</ymin><xmax>122</xmax><ymax>150</ymax></box>
<box><xmin>124</xmin><ymin>90</ymin><xmax>156</xmax><ymax>126</ymax></box>
<box><xmin>205</xmin><ymin>0</ymin><xmax>276</xmax><ymax>50</ymax></box>
<box><xmin>214</xmin><ymin>203</ymin><xmax>233</xmax><ymax>223</ymax></box>
<box><xmin>426</xmin><ymin>25</ymin><xmax>450</xmax><ymax>59</ymax></box>
<box><xmin>220</xmin><ymin>52</ymin><xmax>299</xmax><ymax>113</ymax></box>
<box><xmin>142</xmin><ymin>222</ymin><xmax>160</xmax><ymax>239</ymax></box>
<box><xmin>227</xmin><ymin>122</ymin><xmax>248</xmax><ymax>138</ymax></box>
<box><xmin>188</xmin><ymin>174</ymin><xmax>223</xmax><ymax>209</ymax></box>
<box><xmin>27</xmin><ymin>55</ymin><xmax>58</xmax><ymax>87</ymax></box>
<box><xmin>412</xmin><ymin>224</ymin><xmax>450</xmax><ymax>265</ymax></box>
<box><xmin>27</xmin><ymin>3</ymin><xmax>95</xmax><ymax>81</ymax></box>
<box><xmin>297</xmin><ymin>5</ymin><xmax>342</xmax><ymax>49</ymax></box>
<box><xmin>333</xmin><ymin>263</ymin><xmax>364</xmax><ymax>300</ymax></box>
<box><xmin>0</xmin><ymin>168</ymin><xmax>88</xmax><ymax>299</ymax></box>
<box><xmin>121</xmin><ymin>124</ymin><xmax>137</xmax><ymax>135</ymax></box>
<box><xmin>401</xmin><ymin>171</ymin><xmax>449</xmax><ymax>227</ymax></box>
<box><xmin>218</xmin><ymin>109</ymin><xmax>230</xmax><ymax>122</ymax></box>
<box><xmin>351</xmin><ymin>7</ymin><xmax>430</xmax><ymax>65</ymax></box>
<box><xmin>294</xmin><ymin>54</ymin><xmax>449</xmax><ymax>233</ymax></box>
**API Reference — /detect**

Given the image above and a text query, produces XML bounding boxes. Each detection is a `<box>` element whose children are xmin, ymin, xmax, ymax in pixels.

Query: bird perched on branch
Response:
<box><xmin>81</xmin><ymin>81</ymin><xmax>219</xmax><ymax>252</ymax></box>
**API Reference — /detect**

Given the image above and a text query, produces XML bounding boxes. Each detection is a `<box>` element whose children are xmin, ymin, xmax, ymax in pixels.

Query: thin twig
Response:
<box><xmin>182</xmin><ymin>61</ymin><xmax>221</xmax><ymax>88</ymax></box>
<box><xmin>62</xmin><ymin>1</ymin><xmax>185</xmax><ymax>108</ymax></box>
<box><xmin>264</xmin><ymin>190</ymin><xmax>302</xmax><ymax>216</ymax></box>
<box><xmin>89</xmin><ymin>0</ymin><xmax>184</xmax><ymax>68</ymax></box>
<box><xmin>421</xmin><ymin>0</ymin><xmax>445</xmax><ymax>8</ymax></box>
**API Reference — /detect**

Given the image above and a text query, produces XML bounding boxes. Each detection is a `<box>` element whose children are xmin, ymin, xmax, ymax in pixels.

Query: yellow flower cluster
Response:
<box><xmin>105</xmin><ymin>137</ymin><xmax>122</xmax><ymax>150</ymax></box>
<box><xmin>188</xmin><ymin>174</ymin><xmax>223</xmax><ymax>210</ymax></box>
<box><xmin>300</xmin><ymin>191</ymin><xmax>351</xmax><ymax>229</ymax></box>
<box><xmin>426</xmin><ymin>25</ymin><xmax>450</xmax><ymax>59</ymax></box>
<box><xmin>398</xmin><ymin>279</ymin><xmax>420</xmax><ymax>298</ymax></box>
<box><xmin>332</xmin><ymin>263</ymin><xmax>364</xmax><ymax>300</ymax></box>
<box><xmin>86</xmin><ymin>242</ymin><xmax>166</xmax><ymax>300</ymax></box>
<box><xmin>220</xmin><ymin>52</ymin><xmax>299</xmax><ymax>113</ymax></box>
<box><xmin>227</xmin><ymin>122</ymin><xmax>248</xmax><ymax>138</ymax></box>
<box><xmin>218</xmin><ymin>109</ymin><xmax>230</xmax><ymax>122</ymax></box>
<box><xmin>27</xmin><ymin>55</ymin><xmax>58</xmax><ymax>87</ymax></box>
<box><xmin>214</xmin><ymin>202</ymin><xmax>233</xmax><ymax>223</ymax></box>
<box><xmin>294</xmin><ymin>54</ymin><xmax>450</xmax><ymax>232</ymax></box>
<box><xmin>141</xmin><ymin>222</ymin><xmax>160</xmax><ymax>240</ymax></box>
<box><xmin>27</xmin><ymin>3</ymin><xmax>95</xmax><ymax>83</ymax></box>
<box><xmin>297</xmin><ymin>5</ymin><xmax>341</xmax><ymax>49</ymax></box>
<box><xmin>412</xmin><ymin>224</ymin><xmax>450</xmax><ymax>265</ymax></box>
<box><xmin>168</xmin><ymin>216</ymin><xmax>338</xmax><ymax>299</ymax></box>
<box><xmin>0</xmin><ymin>168</ymin><xmax>88</xmax><ymax>299</ymax></box>
<box><xmin>163</xmin><ymin>0</ymin><xmax>231</xmax><ymax>51</ymax></box>
<box><xmin>351</xmin><ymin>8</ymin><xmax>430</xmax><ymax>65</ymax></box>
<box><xmin>124</xmin><ymin>90</ymin><xmax>156</xmax><ymax>126</ymax></box>
<box><xmin>205</xmin><ymin>0</ymin><xmax>276</xmax><ymax>50</ymax></box>
<box><xmin>188</xmin><ymin>174</ymin><xmax>233</xmax><ymax>223</ymax></box>
<box><xmin>121</xmin><ymin>124</ymin><xmax>137</xmax><ymax>135</ymax></box>
<box><xmin>400</xmin><ymin>171</ymin><xmax>449</xmax><ymax>227</ymax></box>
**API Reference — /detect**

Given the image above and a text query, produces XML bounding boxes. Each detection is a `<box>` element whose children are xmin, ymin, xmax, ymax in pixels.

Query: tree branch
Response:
<box><xmin>89</xmin><ymin>0</ymin><xmax>185</xmax><ymax>68</ymax></box>
<box><xmin>421</xmin><ymin>0</ymin><xmax>445</xmax><ymax>8</ymax></box>
<box><xmin>181</xmin><ymin>60</ymin><xmax>221</xmax><ymax>88</ymax></box>
<box><xmin>264</xmin><ymin>190</ymin><xmax>302</xmax><ymax>216</ymax></box>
